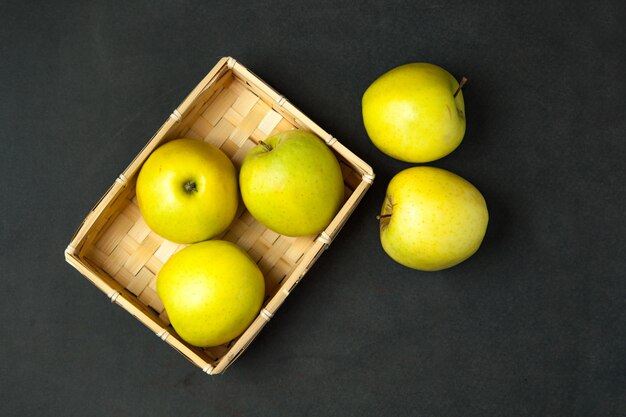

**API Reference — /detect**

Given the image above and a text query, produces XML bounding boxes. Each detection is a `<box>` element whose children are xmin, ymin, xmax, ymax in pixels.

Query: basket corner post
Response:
<box><xmin>64</xmin><ymin>244</ymin><xmax>78</xmax><ymax>263</ymax></box>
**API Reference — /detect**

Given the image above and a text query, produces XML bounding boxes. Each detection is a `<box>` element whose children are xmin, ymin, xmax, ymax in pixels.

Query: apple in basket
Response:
<box><xmin>362</xmin><ymin>62</ymin><xmax>467</xmax><ymax>163</ymax></box>
<box><xmin>378</xmin><ymin>167</ymin><xmax>488</xmax><ymax>271</ymax></box>
<box><xmin>157</xmin><ymin>240</ymin><xmax>265</xmax><ymax>347</ymax></box>
<box><xmin>239</xmin><ymin>130</ymin><xmax>345</xmax><ymax>236</ymax></box>
<box><xmin>136</xmin><ymin>138</ymin><xmax>238</xmax><ymax>243</ymax></box>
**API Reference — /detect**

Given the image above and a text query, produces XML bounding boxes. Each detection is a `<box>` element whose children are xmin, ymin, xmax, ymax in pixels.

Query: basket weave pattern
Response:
<box><xmin>66</xmin><ymin>57</ymin><xmax>374</xmax><ymax>374</ymax></box>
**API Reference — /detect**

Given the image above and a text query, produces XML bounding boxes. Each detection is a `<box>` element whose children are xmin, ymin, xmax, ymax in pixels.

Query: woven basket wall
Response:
<box><xmin>65</xmin><ymin>57</ymin><xmax>374</xmax><ymax>374</ymax></box>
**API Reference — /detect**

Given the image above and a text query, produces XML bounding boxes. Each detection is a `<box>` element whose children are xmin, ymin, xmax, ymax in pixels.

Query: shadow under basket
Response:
<box><xmin>65</xmin><ymin>57</ymin><xmax>375</xmax><ymax>375</ymax></box>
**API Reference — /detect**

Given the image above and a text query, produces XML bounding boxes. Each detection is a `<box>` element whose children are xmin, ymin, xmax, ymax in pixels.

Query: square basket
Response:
<box><xmin>65</xmin><ymin>57</ymin><xmax>375</xmax><ymax>374</ymax></box>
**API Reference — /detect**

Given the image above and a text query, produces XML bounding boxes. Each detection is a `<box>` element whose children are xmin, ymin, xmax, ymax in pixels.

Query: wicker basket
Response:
<box><xmin>65</xmin><ymin>57</ymin><xmax>375</xmax><ymax>374</ymax></box>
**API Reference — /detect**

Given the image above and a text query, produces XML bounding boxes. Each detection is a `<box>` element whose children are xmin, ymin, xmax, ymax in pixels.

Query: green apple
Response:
<box><xmin>362</xmin><ymin>63</ymin><xmax>466</xmax><ymax>163</ymax></box>
<box><xmin>157</xmin><ymin>240</ymin><xmax>265</xmax><ymax>347</ymax></box>
<box><xmin>379</xmin><ymin>166</ymin><xmax>488</xmax><ymax>271</ymax></box>
<box><xmin>136</xmin><ymin>138</ymin><xmax>238</xmax><ymax>244</ymax></box>
<box><xmin>239</xmin><ymin>130</ymin><xmax>344</xmax><ymax>236</ymax></box>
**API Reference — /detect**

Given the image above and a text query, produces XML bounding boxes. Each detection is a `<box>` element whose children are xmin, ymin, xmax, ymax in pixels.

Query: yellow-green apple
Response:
<box><xmin>157</xmin><ymin>240</ymin><xmax>265</xmax><ymax>347</ymax></box>
<box><xmin>362</xmin><ymin>63</ymin><xmax>467</xmax><ymax>163</ymax></box>
<box><xmin>136</xmin><ymin>138</ymin><xmax>238</xmax><ymax>243</ymax></box>
<box><xmin>379</xmin><ymin>167</ymin><xmax>488</xmax><ymax>271</ymax></box>
<box><xmin>239</xmin><ymin>130</ymin><xmax>344</xmax><ymax>236</ymax></box>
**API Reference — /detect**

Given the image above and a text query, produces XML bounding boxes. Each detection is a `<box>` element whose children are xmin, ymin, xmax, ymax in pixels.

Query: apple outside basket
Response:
<box><xmin>64</xmin><ymin>57</ymin><xmax>375</xmax><ymax>374</ymax></box>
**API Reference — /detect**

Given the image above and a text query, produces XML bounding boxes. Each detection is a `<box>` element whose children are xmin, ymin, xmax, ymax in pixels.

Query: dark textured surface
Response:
<box><xmin>1</xmin><ymin>1</ymin><xmax>625</xmax><ymax>416</ymax></box>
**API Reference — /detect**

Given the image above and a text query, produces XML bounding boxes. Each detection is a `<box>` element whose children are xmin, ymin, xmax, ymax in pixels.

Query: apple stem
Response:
<box><xmin>259</xmin><ymin>140</ymin><xmax>272</xmax><ymax>151</ymax></box>
<box><xmin>376</xmin><ymin>214</ymin><xmax>392</xmax><ymax>220</ymax></box>
<box><xmin>453</xmin><ymin>76</ymin><xmax>468</xmax><ymax>98</ymax></box>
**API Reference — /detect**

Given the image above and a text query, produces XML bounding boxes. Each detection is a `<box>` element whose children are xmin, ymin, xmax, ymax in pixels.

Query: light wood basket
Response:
<box><xmin>65</xmin><ymin>57</ymin><xmax>375</xmax><ymax>375</ymax></box>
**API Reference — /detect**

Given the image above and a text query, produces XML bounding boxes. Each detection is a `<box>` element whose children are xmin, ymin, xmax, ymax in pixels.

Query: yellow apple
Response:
<box><xmin>157</xmin><ymin>240</ymin><xmax>265</xmax><ymax>347</ymax></box>
<box><xmin>239</xmin><ymin>130</ymin><xmax>344</xmax><ymax>236</ymax></box>
<box><xmin>362</xmin><ymin>63</ymin><xmax>466</xmax><ymax>163</ymax></box>
<box><xmin>136</xmin><ymin>138</ymin><xmax>238</xmax><ymax>243</ymax></box>
<box><xmin>379</xmin><ymin>167</ymin><xmax>488</xmax><ymax>271</ymax></box>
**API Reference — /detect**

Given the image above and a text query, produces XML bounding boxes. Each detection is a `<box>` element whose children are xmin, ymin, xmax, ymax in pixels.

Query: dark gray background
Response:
<box><xmin>1</xmin><ymin>0</ymin><xmax>625</xmax><ymax>416</ymax></box>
